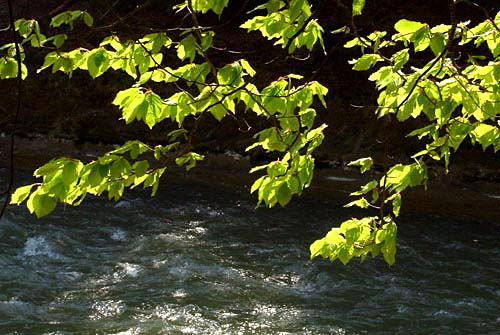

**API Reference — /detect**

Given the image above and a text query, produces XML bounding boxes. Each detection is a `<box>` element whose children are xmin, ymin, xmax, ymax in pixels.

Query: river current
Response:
<box><xmin>0</xmin><ymin>177</ymin><xmax>499</xmax><ymax>334</ymax></box>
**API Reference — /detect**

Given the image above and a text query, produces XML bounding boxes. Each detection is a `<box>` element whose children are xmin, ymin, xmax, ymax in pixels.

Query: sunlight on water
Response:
<box><xmin>90</xmin><ymin>300</ymin><xmax>126</xmax><ymax>320</ymax></box>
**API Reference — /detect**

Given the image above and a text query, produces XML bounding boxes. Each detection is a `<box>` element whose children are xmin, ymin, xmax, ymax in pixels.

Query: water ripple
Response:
<box><xmin>0</xmin><ymin>179</ymin><xmax>499</xmax><ymax>335</ymax></box>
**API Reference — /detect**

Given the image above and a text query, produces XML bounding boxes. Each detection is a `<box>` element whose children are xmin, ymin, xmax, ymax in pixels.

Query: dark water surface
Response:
<box><xmin>1</xmin><ymin>177</ymin><xmax>499</xmax><ymax>335</ymax></box>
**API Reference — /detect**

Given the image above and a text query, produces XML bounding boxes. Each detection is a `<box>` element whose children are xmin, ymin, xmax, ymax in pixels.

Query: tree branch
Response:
<box><xmin>0</xmin><ymin>0</ymin><xmax>23</xmax><ymax>220</ymax></box>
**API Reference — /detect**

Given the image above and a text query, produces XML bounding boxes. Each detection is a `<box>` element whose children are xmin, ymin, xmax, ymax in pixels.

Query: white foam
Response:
<box><xmin>22</xmin><ymin>236</ymin><xmax>61</xmax><ymax>259</ymax></box>
<box><xmin>117</xmin><ymin>263</ymin><xmax>142</xmax><ymax>277</ymax></box>
<box><xmin>180</xmin><ymin>326</ymin><xmax>198</xmax><ymax>334</ymax></box>
<box><xmin>108</xmin><ymin>328</ymin><xmax>139</xmax><ymax>335</ymax></box>
<box><xmin>57</xmin><ymin>271</ymin><xmax>82</xmax><ymax>281</ymax></box>
<box><xmin>325</xmin><ymin>176</ymin><xmax>357</xmax><ymax>182</ymax></box>
<box><xmin>111</xmin><ymin>229</ymin><xmax>127</xmax><ymax>241</ymax></box>
<box><xmin>224</xmin><ymin>150</ymin><xmax>245</xmax><ymax>160</ymax></box>
<box><xmin>172</xmin><ymin>289</ymin><xmax>188</xmax><ymax>299</ymax></box>
<box><xmin>114</xmin><ymin>200</ymin><xmax>133</xmax><ymax>209</ymax></box>
<box><xmin>90</xmin><ymin>300</ymin><xmax>126</xmax><ymax>320</ymax></box>
<box><xmin>484</xmin><ymin>193</ymin><xmax>500</xmax><ymax>199</ymax></box>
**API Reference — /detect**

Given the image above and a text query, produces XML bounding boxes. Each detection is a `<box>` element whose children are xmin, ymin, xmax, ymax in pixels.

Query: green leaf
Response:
<box><xmin>53</xmin><ymin>34</ymin><xmax>67</xmax><ymax>49</ymax></box>
<box><xmin>200</xmin><ymin>31</ymin><xmax>214</xmax><ymax>51</ymax></box>
<box><xmin>34</xmin><ymin>160</ymin><xmax>60</xmax><ymax>178</ymax></box>
<box><xmin>175</xmin><ymin>152</ymin><xmax>204</xmax><ymax>171</ymax></box>
<box><xmin>277</xmin><ymin>182</ymin><xmax>292</xmax><ymax>206</ymax></box>
<box><xmin>384</xmin><ymin>163</ymin><xmax>427</xmax><ymax>193</ymax></box>
<box><xmin>50</xmin><ymin>10</ymin><xmax>92</xmax><ymax>29</ymax></box>
<box><xmin>348</xmin><ymin>157</ymin><xmax>373</xmax><ymax>173</ymax></box>
<box><xmin>375</xmin><ymin>229</ymin><xmax>387</xmax><ymax>244</ymax></box>
<box><xmin>37</xmin><ymin>52</ymin><xmax>58</xmax><ymax>73</ymax></box>
<box><xmin>391</xmin><ymin>48</ymin><xmax>409</xmax><ymax>72</ymax></box>
<box><xmin>310</xmin><ymin>239</ymin><xmax>327</xmax><ymax>259</ymax></box>
<box><xmin>331</xmin><ymin>26</ymin><xmax>350</xmax><ymax>35</ymax></box>
<box><xmin>113</xmin><ymin>89</ymin><xmax>169</xmax><ymax>128</ymax></box>
<box><xmin>412</xmin><ymin>26</ymin><xmax>431</xmax><ymax>52</ymax></box>
<box><xmin>107</xmin><ymin>182</ymin><xmax>124</xmax><ymax>201</ymax></box>
<box><xmin>82</xmin><ymin>12</ymin><xmax>93</xmax><ymax>27</ymax></box>
<box><xmin>29</xmin><ymin>192</ymin><xmax>57</xmax><ymax>218</ymax></box>
<box><xmin>88</xmin><ymin>165</ymin><xmax>104</xmax><ymax>187</ymax></box>
<box><xmin>471</xmin><ymin>124</ymin><xmax>499</xmax><ymax>150</ymax></box>
<box><xmin>311</xmin><ymin>82</ymin><xmax>328</xmax><ymax>108</ymax></box>
<box><xmin>250</xmin><ymin>176</ymin><xmax>266</xmax><ymax>194</ymax></box>
<box><xmin>267</xmin><ymin>160</ymin><xmax>288</xmax><ymax>178</ymax></box>
<box><xmin>191</xmin><ymin>0</ymin><xmax>230</xmax><ymax>15</ymax></box>
<box><xmin>486</xmin><ymin>31</ymin><xmax>500</xmax><ymax>57</ymax></box>
<box><xmin>407</xmin><ymin>124</ymin><xmax>436</xmax><ymax>139</ymax></box>
<box><xmin>61</xmin><ymin>161</ymin><xmax>80</xmax><ymax>186</ymax></box>
<box><xmin>338</xmin><ymin>247</ymin><xmax>353</xmax><ymax>265</ymax></box>
<box><xmin>15</xmin><ymin>19</ymin><xmax>34</xmax><ymax>37</ymax></box>
<box><xmin>350</xmin><ymin>54</ymin><xmax>383</xmax><ymax>71</ymax></box>
<box><xmin>240</xmin><ymin>59</ymin><xmax>256</xmax><ymax>77</ymax></box>
<box><xmin>133</xmin><ymin>160</ymin><xmax>150</xmax><ymax>177</ymax></box>
<box><xmin>344</xmin><ymin>198</ymin><xmax>370</xmax><ymax>209</ymax></box>
<box><xmin>448</xmin><ymin>119</ymin><xmax>472</xmax><ymax>150</ymax></box>
<box><xmin>217</xmin><ymin>63</ymin><xmax>242</xmax><ymax>85</ymax></box>
<box><xmin>87</xmin><ymin>50</ymin><xmax>110</xmax><ymax>78</ymax></box>
<box><xmin>209</xmin><ymin>103</ymin><xmax>227</xmax><ymax>121</ymax></box>
<box><xmin>10</xmin><ymin>185</ymin><xmax>35</xmax><ymax>205</ymax></box>
<box><xmin>110</xmin><ymin>157</ymin><xmax>131</xmax><ymax>179</ymax></box>
<box><xmin>381</xmin><ymin>222</ymin><xmax>397</xmax><ymax>265</ymax></box>
<box><xmin>250</xmin><ymin>0</ymin><xmax>285</xmax><ymax>14</ymax></box>
<box><xmin>167</xmin><ymin>129</ymin><xmax>188</xmax><ymax>141</ymax></box>
<box><xmin>343</xmin><ymin>37</ymin><xmax>358</xmax><ymax>48</ymax></box>
<box><xmin>394</xmin><ymin>19</ymin><xmax>425</xmax><ymax>36</ymax></box>
<box><xmin>350</xmin><ymin>180</ymin><xmax>377</xmax><ymax>196</ymax></box>
<box><xmin>0</xmin><ymin>58</ymin><xmax>17</xmax><ymax>79</ymax></box>
<box><xmin>391</xmin><ymin>193</ymin><xmax>401</xmax><ymax>216</ymax></box>
<box><xmin>177</xmin><ymin>34</ymin><xmax>197</xmax><ymax>62</ymax></box>
<box><xmin>369</xmin><ymin>66</ymin><xmax>395</xmax><ymax>89</ymax></box>
<box><xmin>430</xmin><ymin>33</ymin><xmax>445</xmax><ymax>56</ymax></box>
<box><xmin>352</xmin><ymin>0</ymin><xmax>365</xmax><ymax>17</ymax></box>
<box><xmin>51</xmin><ymin>11</ymin><xmax>72</xmax><ymax>27</ymax></box>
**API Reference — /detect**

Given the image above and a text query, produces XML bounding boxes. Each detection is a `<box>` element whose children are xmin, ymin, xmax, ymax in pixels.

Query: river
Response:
<box><xmin>1</xmin><ymin>177</ymin><xmax>499</xmax><ymax>334</ymax></box>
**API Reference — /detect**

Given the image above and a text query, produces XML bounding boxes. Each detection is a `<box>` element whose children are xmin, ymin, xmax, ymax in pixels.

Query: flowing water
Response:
<box><xmin>0</xmin><ymin>176</ymin><xmax>499</xmax><ymax>335</ymax></box>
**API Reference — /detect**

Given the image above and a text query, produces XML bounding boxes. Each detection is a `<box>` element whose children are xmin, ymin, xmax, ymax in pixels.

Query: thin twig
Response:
<box><xmin>186</xmin><ymin>0</ymin><xmax>217</xmax><ymax>78</ymax></box>
<box><xmin>91</xmin><ymin>0</ymin><xmax>153</xmax><ymax>31</ymax></box>
<box><xmin>0</xmin><ymin>0</ymin><xmax>23</xmax><ymax>220</ymax></box>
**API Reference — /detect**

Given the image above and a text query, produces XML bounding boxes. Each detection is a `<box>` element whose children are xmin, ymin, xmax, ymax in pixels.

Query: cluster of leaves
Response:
<box><xmin>0</xmin><ymin>10</ymin><xmax>95</xmax><ymax>79</ymax></box>
<box><xmin>10</xmin><ymin>137</ymin><xmax>209</xmax><ymax>218</ymax></box>
<box><xmin>4</xmin><ymin>0</ymin><xmax>498</xmax><ymax>266</ymax></box>
<box><xmin>241</xmin><ymin>0</ymin><xmax>325</xmax><ymax>53</ymax></box>
<box><xmin>10</xmin><ymin>141</ymin><xmax>163</xmax><ymax>218</ymax></box>
<box><xmin>310</xmin><ymin>216</ymin><xmax>397</xmax><ymax>265</ymax></box>
<box><xmin>310</xmin><ymin>7</ymin><xmax>500</xmax><ymax>265</ymax></box>
<box><xmin>246</xmin><ymin>77</ymin><xmax>328</xmax><ymax>207</ymax></box>
<box><xmin>347</xmin><ymin>13</ymin><xmax>500</xmax><ymax>160</ymax></box>
<box><xmin>5</xmin><ymin>1</ymin><xmax>329</xmax><ymax>219</ymax></box>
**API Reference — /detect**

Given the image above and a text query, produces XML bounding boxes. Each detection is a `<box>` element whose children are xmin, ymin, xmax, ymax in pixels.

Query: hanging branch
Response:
<box><xmin>0</xmin><ymin>0</ymin><xmax>23</xmax><ymax>220</ymax></box>
<box><xmin>48</xmin><ymin>0</ymin><xmax>83</xmax><ymax>17</ymax></box>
